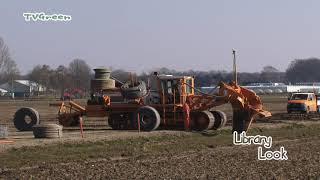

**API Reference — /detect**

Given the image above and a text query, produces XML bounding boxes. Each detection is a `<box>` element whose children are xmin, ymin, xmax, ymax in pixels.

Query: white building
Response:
<box><xmin>0</xmin><ymin>80</ymin><xmax>46</xmax><ymax>97</ymax></box>
<box><xmin>0</xmin><ymin>88</ymin><xmax>8</xmax><ymax>96</ymax></box>
<box><xmin>200</xmin><ymin>82</ymin><xmax>320</xmax><ymax>95</ymax></box>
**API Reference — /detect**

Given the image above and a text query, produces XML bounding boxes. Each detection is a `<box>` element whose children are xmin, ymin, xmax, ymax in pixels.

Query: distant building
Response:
<box><xmin>0</xmin><ymin>88</ymin><xmax>8</xmax><ymax>96</ymax></box>
<box><xmin>246</xmin><ymin>83</ymin><xmax>286</xmax><ymax>87</ymax></box>
<box><xmin>244</xmin><ymin>82</ymin><xmax>287</xmax><ymax>94</ymax></box>
<box><xmin>0</xmin><ymin>80</ymin><xmax>46</xmax><ymax>97</ymax></box>
<box><xmin>200</xmin><ymin>82</ymin><xmax>320</xmax><ymax>95</ymax></box>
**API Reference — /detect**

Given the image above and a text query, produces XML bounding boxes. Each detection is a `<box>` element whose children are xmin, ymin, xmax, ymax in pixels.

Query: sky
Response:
<box><xmin>0</xmin><ymin>0</ymin><xmax>320</xmax><ymax>74</ymax></box>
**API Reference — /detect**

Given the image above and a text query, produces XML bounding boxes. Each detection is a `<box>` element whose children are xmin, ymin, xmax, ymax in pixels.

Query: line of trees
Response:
<box><xmin>2</xmin><ymin>36</ymin><xmax>320</xmax><ymax>96</ymax></box>
<box><xmin>26</xmin><ymin>59</ymin><xmax>91</xmax><ymax>95</ymax></box>
<box><xmin>24</xmin><ymin>58</ymin><xmax>317</xmax><ymax>94</ymax></box>
<box><xmin>0</xmin><ymin>37</ymin><xmax>93</xmax><ymax>94</ymax></box>
<box><xmin>139</xmin><ymin>66</ymin><xmax>286</xmax><ymax>87</ymax></box>
<box><xmin>286</xmin><ymin>58</ymin><xmax>320</xmax><ymax>83</ymax></box>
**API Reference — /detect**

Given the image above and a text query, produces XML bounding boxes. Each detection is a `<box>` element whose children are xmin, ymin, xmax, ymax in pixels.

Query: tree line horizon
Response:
<box><xmin>1</xmin><ymin>37</ymin><xmax>319</xmax><ymax>93</ymax></box>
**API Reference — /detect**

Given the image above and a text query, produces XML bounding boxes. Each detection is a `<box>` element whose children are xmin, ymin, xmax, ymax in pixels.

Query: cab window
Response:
<box><xmin>291</xmin><ymin>94</ymin><xmax>308</xmax><ymax>100</ymax></box>
<box><xmin>309</xmin><ymin>94</ymin><xmax>315</xmax><ymax>101</ymax></box>
<box><xmin>167</xmin><ymin>81</ymin><xmax>172</xmax><ymax>94</ymax></box>
<box><xmin>186</xmin><ymin>79</ymin><xmax>192</xmax><ymax>94</ymax></box>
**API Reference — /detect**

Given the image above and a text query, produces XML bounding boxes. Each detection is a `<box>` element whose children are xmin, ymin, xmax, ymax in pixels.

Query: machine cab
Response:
<box><xmin>149</xmin><ymin>74</ymin><xmax>194</xmax><ymax>105</ymax></box>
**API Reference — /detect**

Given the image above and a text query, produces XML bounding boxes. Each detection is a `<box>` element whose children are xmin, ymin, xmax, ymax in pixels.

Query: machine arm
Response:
<box><xmin>187</xmin><ymin>81</ymin><xmax>271</xmax><ymax>132</ymax></box>
<box><xmin>218</xmin><ymin>81</ymin><xmax>271</xmax><ymax>132</ymax></box>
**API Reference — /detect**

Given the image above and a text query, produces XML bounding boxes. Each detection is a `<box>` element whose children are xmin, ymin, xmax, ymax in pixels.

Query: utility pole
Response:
<box><xmin>232</xmin><ymin>49</ymin><xmax>238</xmax><ymax>85</ymax></box>
<box><xmin>11</xmin><ymin>76</ymin><xmax>14</xmax><ymax>99</ymax></box>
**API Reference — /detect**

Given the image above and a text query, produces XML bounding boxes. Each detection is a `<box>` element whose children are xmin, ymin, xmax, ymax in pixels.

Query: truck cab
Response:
<box><xmin>287</xmin><ymin>93</ymin><xmax>318</xmax><ymax>113</ymax></box>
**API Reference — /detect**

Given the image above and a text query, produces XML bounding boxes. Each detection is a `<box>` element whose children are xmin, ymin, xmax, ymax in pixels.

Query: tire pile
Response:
<box><xmin>91</xmin><ymin>68</ymin><xmax>115</xmax><ymax>92</ymax></box>
<box><xmin>33</xmin><ymin>124</ymin><xmax>63</xmax><ymax>138</ymax></box>
<box><xmin>120</xmin><ymin>80</ymin><xmax>147</xmax><ymax>99</ymax></box>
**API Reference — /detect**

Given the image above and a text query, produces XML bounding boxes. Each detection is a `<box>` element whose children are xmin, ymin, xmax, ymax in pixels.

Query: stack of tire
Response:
<box><xmin>91</xmin><ymin>68</ymin><xmax>115</xmax><ymax>92</ymax></box>
<box><xmin>13</xmin><ymin>107</ymin><xmax>63</xmax><ymax>138</ymax></box>
<box><xmin>33</xmin><ymin>124</ymin><xmax>63</xmax><ymax>138</ymax></box>
<box><xmin>120</xmin><ymin>80</ymin><xmax>147</xmax><ymax>99</ymax></box>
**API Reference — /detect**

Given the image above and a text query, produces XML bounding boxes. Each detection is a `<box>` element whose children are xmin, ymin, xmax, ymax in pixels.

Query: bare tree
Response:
<box><xmin>0</xmin><ymin>38</ymin><xmax>8</xmax><ymax>69</ymax></box>
<box><xmin>69</xmin><ymin>59</ymin><xmax>92</xmax><ymax>90</ymax></box>
<box><xmin>0</xmin><ymin>59</ymin><xmax>20</xmax><ymax>83</ymax></box>
<box><xmin>262</xmin><ymin>66</ymin><xmax>280</xmax><ymax>73</ymax></box>
<box><xmin>260</xmin><ymin>65</ymin><xmax>284</xmax><ymax>83</ymax></box>
<box><xmin>111</xmin><ymin>69</ymin><xmax>131</xmax><ymax>83</ymax></box>
<box><xmin>0</xmin><ymin>37</ymin><xmax>20</xmax><ymax>83</ymax></box>
<box><xmin>52</xmin><ymin>65</ymin><xmax>71</xmax><ymax>97</ymax></box>
<box><xmin>28</xmin><ymin>65</ymin><xmax>52</xmax><ymax>95</ymax></box>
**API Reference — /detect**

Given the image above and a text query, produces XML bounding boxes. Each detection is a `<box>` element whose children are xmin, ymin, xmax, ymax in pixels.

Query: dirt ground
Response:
<box><xmin>1</xmin><ymin>95</ymin><xmax>320</xmax><ymax>179</ymax></box>
<box><xmin>2</xmin><ymin>137</ymin><xmax>320</xmax><ymax>179</ymax></box>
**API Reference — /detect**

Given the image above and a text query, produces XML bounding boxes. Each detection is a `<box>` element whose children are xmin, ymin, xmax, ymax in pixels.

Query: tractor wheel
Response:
<box><xmin>135</xmin><ymin>106</ymin><xmax>160</xmax><ymax>131</ymax></box>
<box><xmin>13</xmin><ymin>107</ymin><xmax>40</xmax><ymax>131</ymax></box>
<box><xmin>210</xmin><ymin>110</ymin><xmax>227</xmax><ymax>130</ymax></box>
<box><xmin>192</xmin><ymin>111</ymin><xmax>215</xmax><ymax>131</ymax></box>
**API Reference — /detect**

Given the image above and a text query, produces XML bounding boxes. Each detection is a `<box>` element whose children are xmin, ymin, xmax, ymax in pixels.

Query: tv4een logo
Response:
<box><xmin>23</xmin><ymin>12</ymin><xmax>72</xmax><ymax>22</ymax></box>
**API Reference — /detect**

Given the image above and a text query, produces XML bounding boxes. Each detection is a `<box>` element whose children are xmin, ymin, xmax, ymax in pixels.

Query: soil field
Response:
<box><xmin>1</xmin><ymin>95</ymin><xmax>320</xmax><ymax>179</ymax></box>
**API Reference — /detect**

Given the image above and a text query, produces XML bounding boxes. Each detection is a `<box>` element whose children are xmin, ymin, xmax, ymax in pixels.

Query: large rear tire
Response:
<box><xmin>13</xmin><ymin>107</ymin><xmax>40</xmax><ymax>131</ymax></box>
<box><xmin>210</xmin><ymin>110</ymin><xmax>227</xmax><ymax>130</ymax></box>
<box><xmin>135</xmin><ymin>106</ymin><xmax>160</xmax><ymax>131</ymax></box>
<box><xmin>192</xmin><ymin>111</ymin><xmax>215</xmax><ymax>131</ymax></box>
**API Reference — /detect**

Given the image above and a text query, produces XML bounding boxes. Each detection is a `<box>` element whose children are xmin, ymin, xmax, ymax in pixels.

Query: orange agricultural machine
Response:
<box><xmin>13</xmin><ymin>52</ymin><xmax>271</xmax><ymax>133</ymax></box>
<box><xmin>48</xmin><ymin>70</ymin><xmax>271</xmax><ymax>133</ymax></box>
